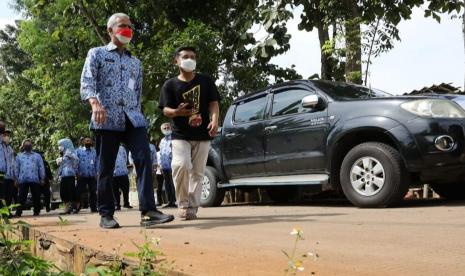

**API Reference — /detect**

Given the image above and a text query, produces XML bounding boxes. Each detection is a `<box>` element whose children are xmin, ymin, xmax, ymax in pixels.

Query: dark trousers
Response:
<box><xmin>113</xmin><ymin>175</ymin><xmax>130</xmax><ymax>207</ymax></box>
<box><xmin>60</xmin><ymin>176</ymin><xmax>77</xmax><ymax>202</ymax></box>
<box><xmin>41</xmin><ymin>182</ymin><xmax>51</xmax><ymax>211</ymax></box>
<box><xmin>94</xmin><ymin>120</ymin><xmax>157</xmax><ymax>217</ymax></box>
<box><xmin>77</xmin><ymin>177</ymin><xmax>97</xmax><ymax>211</ymax></box>
<box><xmin>0</xmin><ymin>174</ymin><xmax>4</xmax><ymax>207</ymax></box>
<box><xmin>162</xmin><ymin>169</ymin><xmax>176</xmax><ymax>204</ymax></box>
<box><xmin>4</xmin><ymin>179</ymin><xmax>17</xmax><ymax>207</ymax></box>
<box><xmin>16</xmin><ymin>182</ymin><xmax>41</xmax><ymax>216</ymax></box>
<box><xmin>156</xmin><ymin>173</ymin><xmax>165</xmax><ymax>204</ymax></box>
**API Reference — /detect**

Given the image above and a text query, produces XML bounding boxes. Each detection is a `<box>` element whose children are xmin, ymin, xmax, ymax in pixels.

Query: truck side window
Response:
<box><xmin>234</xmin><ymin>95</ymin><xmax>267</xmax><ymax>124</ymax></box>
<box><xmin>272</xmin><ymin>89</ymin><xmax>315</xmax><ymax>117</ymax></box>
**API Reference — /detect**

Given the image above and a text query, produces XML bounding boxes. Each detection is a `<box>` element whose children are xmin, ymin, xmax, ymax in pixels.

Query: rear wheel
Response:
<box><xmin>431</xmin><ymin>183</ymin><xmax>465</xmax><ymax>200</ymax></box>
<box><xmin>340</xmin><ymin>142</ymin><xmax>409</xmax><ymax>207</ymax></box>
<box><xmin>200</xmin><ymin>166</ymin><xmax>225</xmax><ymax>207</ymax></box>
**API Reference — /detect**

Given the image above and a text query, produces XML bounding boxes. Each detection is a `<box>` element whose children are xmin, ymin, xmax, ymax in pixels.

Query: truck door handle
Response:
<box><xmin>264</xmin><ymin>125</ymin><xmax>277</xmax><ymax>132</ymax></box>
<box><xmin>225</xmin><ymin>133</ymin><xmax>237</xmax><ymax>138</ymax></box>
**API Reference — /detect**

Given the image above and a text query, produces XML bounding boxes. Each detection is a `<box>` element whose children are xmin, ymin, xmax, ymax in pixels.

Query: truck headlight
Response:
<box><xmin>400</xmin><ymin>99</ymin><xmax>465</xmax><ymax>118</ymax></box>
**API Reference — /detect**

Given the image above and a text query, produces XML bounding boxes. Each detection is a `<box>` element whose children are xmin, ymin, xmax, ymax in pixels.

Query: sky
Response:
<box><xmin>0</xmin><ymin>1</ymin><xmax>463</xmax><ymax>95</ymax></box>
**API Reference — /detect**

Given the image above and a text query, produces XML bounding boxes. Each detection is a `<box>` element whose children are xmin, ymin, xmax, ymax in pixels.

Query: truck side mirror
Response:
<box><xmin>301</xmin><ymin>95</ymin><xmax>319</xmax><ymax>108</ymax></box>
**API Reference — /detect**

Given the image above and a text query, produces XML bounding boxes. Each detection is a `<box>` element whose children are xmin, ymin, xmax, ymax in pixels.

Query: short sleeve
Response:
<box><xmin>159</xmin><ymin>80</ymin><xmax>176</xmax><ymax>109</ymax></box>
<box><xmin>207</xmin><ymin>77</ymin><xmax>220</xmax><ymax>103</ymax></box>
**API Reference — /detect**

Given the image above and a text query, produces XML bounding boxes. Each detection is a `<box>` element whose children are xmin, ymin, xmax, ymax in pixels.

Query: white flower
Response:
<box><xmin>290</xmin><ymin>227</ymin><xmax>303</xmax><ymax>236</ymax></box>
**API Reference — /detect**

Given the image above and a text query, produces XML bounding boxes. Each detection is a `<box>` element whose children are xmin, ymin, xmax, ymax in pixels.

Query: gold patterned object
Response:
<box><xmin>182</xmin><ymin>85</ymin><xmax>202</xmax><ymax>127</ymax></box>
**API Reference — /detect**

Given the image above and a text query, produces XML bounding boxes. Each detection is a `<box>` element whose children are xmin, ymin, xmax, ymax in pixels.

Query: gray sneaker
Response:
<box><xmin>140</xmin><ymin>210</ymin><xmax>174</xmax><ymax>227</ymax></box>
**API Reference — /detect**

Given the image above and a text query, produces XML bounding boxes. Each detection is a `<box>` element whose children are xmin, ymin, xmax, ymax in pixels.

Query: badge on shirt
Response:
<box><xmin>128</xmin><ymin>78</ymin><xmax>135</xmax><ymax>90</ymax></box>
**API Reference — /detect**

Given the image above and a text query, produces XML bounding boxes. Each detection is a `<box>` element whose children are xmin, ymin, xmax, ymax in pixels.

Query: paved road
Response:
<box><xmin>19</xmin><ymin>199</ymin><xmax>465</xmax><ymax>275</ymax></box>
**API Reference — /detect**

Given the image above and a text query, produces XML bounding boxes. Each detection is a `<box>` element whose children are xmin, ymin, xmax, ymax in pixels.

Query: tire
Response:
<box><xmin>200</xmin><ymin>166</ymin><xmax>225</xmax><ymax>207</ymax></box>
<box><xmin>266</xmin><ymin>187</ymin><xmax>298</xmax><ymax>203</ymax></box>
<box><xmin>339</xmin><ymin>142</ymin><xmax>409</xmax><ymax>207</ymax></box>
<box><xmin>431</xmin><ymin>183</ymin><xmax>465</xmax><ymax>200</ymax></box>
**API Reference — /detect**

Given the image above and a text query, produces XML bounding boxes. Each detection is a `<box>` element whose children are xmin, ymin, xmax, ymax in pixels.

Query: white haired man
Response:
<box><xmin>80</xmin><ymin>13</ymin><xmax>174</xmax><ymax>228</ymax></box>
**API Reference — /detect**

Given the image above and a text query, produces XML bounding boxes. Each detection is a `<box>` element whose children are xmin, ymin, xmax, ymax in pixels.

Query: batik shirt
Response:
<box><xmin>58</xmin><ymin>151</ymin><xmax>79</xmax><ymax>177</ymax></box>
<box><xmin>80</xmin><ymin>42</ymin><xmax>147</xmax><ymax>131</ymax></box>
<box><xmin>114</xmin><ymin>146</ymin><xmax>129</xmax><ymax>177</ymax></box>
<box><xmin>15</xmin><ymin>151</ymin><xmax>45</xmax><ymax>184</ymax></box>
<box><xmin>159</xmin><ymin>135</ymin><xmax>172</xmax><ymax>170</ymax></box>
<box><xmin>76</xmin><ymin>147</ymin><xmax>97</xmax><ymax>177</ymax></box>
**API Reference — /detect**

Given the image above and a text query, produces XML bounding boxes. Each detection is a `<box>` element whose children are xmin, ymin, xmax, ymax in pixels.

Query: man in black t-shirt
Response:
<box><xmin>159</xmin><ymin>46</ymin><xmax>220</xmax><ymax>220</ymax></box>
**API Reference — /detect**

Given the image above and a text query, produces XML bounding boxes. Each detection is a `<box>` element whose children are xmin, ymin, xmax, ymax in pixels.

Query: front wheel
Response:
<box><xmin>340</xmin><ymin>142</ymin><xmax>409</xmax><ymax>208</ymax></box>
<box><xmin>200</xmin><ymin>166</ymin><xmax>225</xmax><ymax>207</ymax></box>
<box><xmin>431</xmin><ymin>183</ymin><xmax>465</xmax><ymax>200</ymax></box>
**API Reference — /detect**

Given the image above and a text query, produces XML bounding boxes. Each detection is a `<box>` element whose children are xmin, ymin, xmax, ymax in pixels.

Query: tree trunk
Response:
<box><xmin>317</xmin><ymin>22</ymin><xmax>333</xmax><ymax>80</ymax></box>
<box><xmin>343</xmin><ymin>0</ymin><xmax>362</xmax><ymax>84</ymax></box>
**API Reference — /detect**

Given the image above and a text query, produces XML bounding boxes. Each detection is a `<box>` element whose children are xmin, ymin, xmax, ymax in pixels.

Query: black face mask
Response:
<box><xmin>24</xmin><ymin>145</ymin><xmax>32</xmax><ymax>152</ymax></box>
<box><xmin>85</xmin><ymin>143</ymin><xmax>92</xmax><ymax>149</ymax></box>
<box><xmin>0</xmin><ymin>125</ymin><xmax>5</xmax><ymax>134</ymax></box>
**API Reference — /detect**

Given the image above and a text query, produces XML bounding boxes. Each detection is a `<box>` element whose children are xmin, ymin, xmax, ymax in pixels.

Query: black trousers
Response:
<box><xmin>60</xmin><ymin>176</ymin><xmax>77</xmax><ymax>202</ymax></box>
<box><xmin>3</xmin><ymin>178</ymin><xmax>17</xmax><ymax>207</ymax></box>
<box><xmin>156</xmin><ymin>173</ymin><xmax>165</xmax><ymax>204</ymax></box>
<box><xmin>113</xmin><ymin>175</ymin><xmax>130</xmax><ymax>207</ymax></box>
<box><xmin>0</xmin><ymin>174</ymin><xmax>4</xmax><ymax>208</ymax></box>
<box><xmin>94</xmin><ymin>119</ymin><xmax>157</xmax><ymax>217</ymax></box>
<box><xmin>16</xmin><ymin>182</ymin><xmax>41</xmax><ymax>216</ymax></box>
<box><xmin>77</xmin><ymin>177</ymin><xmax>97</xmax><ymax>211</ymax></box>
<box><xmin>162</xmin><ymin>169</ymin><xmax>176</xmax><ymax>204</ymax></box>
<box><xmin>41</xmin><ymin>182</ymin><xmax>51</xmax><ymax>210</ymax></box>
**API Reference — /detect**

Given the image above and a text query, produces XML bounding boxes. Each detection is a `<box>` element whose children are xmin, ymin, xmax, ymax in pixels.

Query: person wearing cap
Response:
<box><xmin>14</xmin><ymin>139</ymin><xmax>45</xmax><ymax>217</ymax></box>
<box><xmin>80</xmin><ymin>12</ymin><xmax>173</xmax><ymax>228</ymax></box>
<box><xmin>159</xmin><ymin>46</ymin><xmax>220</xmax><ymax>220</ymax></box>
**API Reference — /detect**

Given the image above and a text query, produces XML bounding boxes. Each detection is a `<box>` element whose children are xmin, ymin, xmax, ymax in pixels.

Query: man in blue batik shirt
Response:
<box><xmin>0</xmin><ymin>129</ymin><xmax>15</xmax><ymax>210</ymax></box>
<box><xmin>159</xmin><ymin>123</ymin><xmax>176</xmax><ymax>207</ymax></box>
<box><xmin>76</xmin><ymin>136</ymin><xmax>98</xmax><ymax>212</ymax></box>
<box><xmin>80</xmin><ymin>13</ymin><xmax>173</xmax><ymax>228</ymax></box>
<box><xmin>14</xmin><ymin>139</ymin><xmax>45</xmax><ymax>217</ymax></box>
<box><xmin>113</xmin><ymin>144</ymin><xmax>132</xmax><ymax>210</ymax></box>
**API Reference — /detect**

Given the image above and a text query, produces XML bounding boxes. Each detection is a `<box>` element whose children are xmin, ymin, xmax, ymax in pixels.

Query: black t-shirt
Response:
<box><xmin>159</xmin><ymin>73</ymin><xmax>220</xmax><ymax>141</ymax></box>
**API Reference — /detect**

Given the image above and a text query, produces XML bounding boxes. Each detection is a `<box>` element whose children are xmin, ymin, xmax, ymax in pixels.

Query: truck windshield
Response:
<box><xmin>312</xmin><ymin>80</ymin><xmax>392</xmax><ymax>100</ymax></box>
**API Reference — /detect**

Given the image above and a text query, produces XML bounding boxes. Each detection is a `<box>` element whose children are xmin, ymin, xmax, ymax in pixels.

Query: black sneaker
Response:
<box><xmin>140</xmin><ymin>210</ymin><xmax>174</xmax><ymax>227</ymax></box>
<box><xmin>123</xmin><ymin>204</ymin><xmax>133</xmax><ymax>209</ymax></box>
<box><xmin>115</xmin><ymin>206</ymin><xmax>121</xmax><ymax>211</ymax></box>
<box><xmin>99</xmin><ymin>216</ymin><xmax>120</xmax><ymax>229</ymax></box>
<box><xmin>33</xmin><ymin>213</ymin><xmax>40</xmax><ymax>216</ymax></box>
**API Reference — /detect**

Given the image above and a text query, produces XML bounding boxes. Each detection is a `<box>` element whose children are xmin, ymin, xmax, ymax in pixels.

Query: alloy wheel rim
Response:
<box><xmin>201</xmin><ymin>175</ymin><xmax>211</xmax><ymax>200</ymax></box>
<box><xmin>350</xmin><ymin>156</ymin><xmax>385</xmax><ymax>196</ymax></box>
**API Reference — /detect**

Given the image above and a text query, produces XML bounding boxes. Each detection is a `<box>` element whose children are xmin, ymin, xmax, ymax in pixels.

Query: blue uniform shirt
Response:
<box><xmin>159</xmin><ymin>135</ymin><xmax>172</xmax><ymax>170</ymax></box>
<box><xmin>4</xmin><ymin>144</ymin><xmax>15</xmax><ymax>180</ymax></box>
<box><xmin>76</xmin><ymin>147</ymin><xmax>97</xmax><ymax>177</ymax></box>
<box><xmin>59</xmin><ymin>151</ymin><xmax>79</xmax><ymax>177</ymax></box>
<box><xmin>0</xmin><ymin>142</ymin><xmax>8</xmax><ymax>173</ymax></box>
<box><xmin>15</xmin><ymin>151</ymin><xmax>45</xmax><ymax>184</ymax></box>
<box><xmin>114</xmin><ymin>146</ymin><xmax>129</xmax><ymax>176</ymax></box>
<box><xmin>80</xmin><ymin>42</ymin><xmax>147</xmax><ymax>131</ymax></box>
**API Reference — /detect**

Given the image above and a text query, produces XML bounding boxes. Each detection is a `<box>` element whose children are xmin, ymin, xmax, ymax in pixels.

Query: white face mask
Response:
<box><xmin>180</xmin><ymin>59</ymin><xmax>196</xmax><ymax>72</ymax></box>
<box><xmin>116</xmin><ymin>34</ymin><xmax>132</xmax><ymax>45</ymax></box>
<box><xmin>162</xmin><ymin>130</ymin><xmax>172</xmax><ymax>136</ymax></box>
<box><xmin>58</xmin><ymin>145</ymin><xmax>64</xmax><ymax>152</ymax></box>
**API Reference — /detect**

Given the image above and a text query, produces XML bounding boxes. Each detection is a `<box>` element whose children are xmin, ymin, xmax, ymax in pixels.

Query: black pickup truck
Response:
<box><xmin>200</xmin><ymin>80</ymin><xmax>465</xmax><ymax>208</ymax></box>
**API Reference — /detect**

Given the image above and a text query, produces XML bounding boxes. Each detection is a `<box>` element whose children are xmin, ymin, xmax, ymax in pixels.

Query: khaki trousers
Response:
<box><xmin>171</xmin><ymin>140</ymin><xmax>210</xmax><ymax>209</ymax></box>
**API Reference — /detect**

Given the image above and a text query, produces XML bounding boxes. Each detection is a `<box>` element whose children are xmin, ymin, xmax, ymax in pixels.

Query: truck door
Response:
<box><xmin>264</xmin><ymin>86</ymin><xmax>329</xmax><ymax>175</ymax></box>
<box><xmin>222</xmin><ymin>93</ymin><xmax>269</xmax><ymax>179</ymax></box>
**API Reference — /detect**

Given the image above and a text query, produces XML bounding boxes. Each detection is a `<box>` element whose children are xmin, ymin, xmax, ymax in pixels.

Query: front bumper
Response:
<box><xmin>389</xmin><ymin>117</ymin><xmax>465</xmax><ymax>183</ymax></box>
